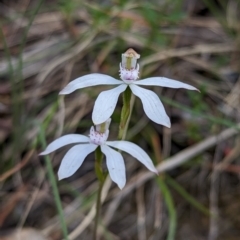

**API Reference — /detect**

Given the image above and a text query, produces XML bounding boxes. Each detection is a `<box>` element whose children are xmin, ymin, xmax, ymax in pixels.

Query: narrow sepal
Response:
<box><xmin>106</xmin><ymin>141</ymin><xmax>157</xmax><ymax>174</ymax></box>
<box><xmin>129</xmin><ymin>84</ymin><xmax>170</xmax><ymax>127</ymax></box>
<box><xmin>39</xmin><ymin>134</ymin><xmax>89</xmax><ymax>155</ymax></box>
<box><xmin>101</xmin><ymin>145</ymin><xmax>126</xmax><ymax>189</ymax></box>
<box><xmin>58</xmin><ymin>144</ymin><xmax>97</xmax><ymax>180</ymax></box>
<box><xmin>92</xmin><ymin>84</ymin><xmax>127</xmax><ymax>125</ymax></box>
<box><xmin>59</xmin><ymin>74</ymin><xmax>122</xmax><ymax>95</ymax></box>
<box><xmin>134</xmin><ymin>77</ymin><xmax>198</xmax><ymax>91</ymax></box>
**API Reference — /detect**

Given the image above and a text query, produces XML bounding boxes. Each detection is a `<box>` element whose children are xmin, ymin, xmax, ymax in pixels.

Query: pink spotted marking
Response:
<box><xmin>89</xmin><ymin>126</ymin><xmax>109</xmax><ymax>145</ymax></box>
<box><xmin>119</xmin><ymin>63</ymin><xmax>139</xmax><ymax>83</ymax></box>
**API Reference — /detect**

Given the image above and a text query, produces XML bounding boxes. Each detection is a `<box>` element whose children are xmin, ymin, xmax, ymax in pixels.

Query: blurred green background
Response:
<box><xmin>0</xmin><ymin>0</ymin><xmax>240</xmax><ymax>239</ymax></box>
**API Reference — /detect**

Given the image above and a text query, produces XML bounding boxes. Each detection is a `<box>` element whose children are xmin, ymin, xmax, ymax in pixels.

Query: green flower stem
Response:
<box><xmin>93</xmin><ymin>179</ymin><xmax>104</xmax><ymax>240</ymax></box>
<box><xmin>118</xmin><ymin>86</ymin><xmax>132</xmax><ymax>140</ymax></box>
<box><xmin>94</xmin><ymin>146</ymin><xmax>104</xmax><ymax>183</ymax></box>
<box><xmin>93</xmin><ymin>87</ymin><xmax>134</xmax><ymax>239</ymax></box>
<box><xmin>39</xmin><ymin>126</ymin><xmax>69</xmax><ymax>240</ymax></box>
<box><xmin>93</xmin><ymin>146</ymin><xmax>105</xmax><ymax>240</ymax></box>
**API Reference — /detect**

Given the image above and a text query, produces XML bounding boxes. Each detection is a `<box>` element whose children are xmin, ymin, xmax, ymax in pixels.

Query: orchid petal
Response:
<box><xmin>106</xmin><ymin>141</ymin><xmax>157</xmax><ymax>174</ymax></box>
<box><xmin>101</xmin><ymin>145</ymin><xmax>126</xmax><ymax>189</ymax></box>
<box><xmin>134</xmin><ymin>77</ymin><xmax>198</xmax><ymax>91</ymax></box>
<box><xmin>58</xmin><ymin>143</ymin><xmax>97</xmax><ymax>180</ymax></box>
<box><xmin>59</xmin><ymin>73</ymin><xmax>122</xmax><ymax>95</ymax></box>
<box><xmin>129</xmin><ymin>84</ymin><xmax>170</xmax><ymax>127</ymax></box>
<box><xmin>92</xmin><ymin>84</ymin><xmax>127</xmax><ymax>125</ymax></box>
<box><xmin>39</xmin><ymin>134</ymin><xmax>89</xmax><ymax>155</ymax></box>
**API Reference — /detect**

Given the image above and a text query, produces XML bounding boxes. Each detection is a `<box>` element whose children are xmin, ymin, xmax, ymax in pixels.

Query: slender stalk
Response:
<box><xmin>93</xmin><ymin>147</ymin><xmax>104</xmax><ymax>240</ymax></box>
<box><xmin>94</xmin><ymin>86</ymin><xmax>133</xmax><ymax>237</ymax></box>
<box><xmin>39</xmin><ymin>126</ymin><xmax>69</xmax><ymax>240</ymax></box>
<box><xmin>93</xmin><ymin>180</ymin><xmax>104</xmax><ymax>240</ymax></box>
<box><xmin>118</xmin><ymin>86</ymin><xmax>132</xmax><ymax>140</ymax></box>
<box><xmin>121</xmin><ymin>94</ymin><xmax>135</xmax><ymax>140</ymax></box>
<box><xmin>93</xmin><ymin>86</ymin><xmax>134</xmax><ymax>239</ymax></box>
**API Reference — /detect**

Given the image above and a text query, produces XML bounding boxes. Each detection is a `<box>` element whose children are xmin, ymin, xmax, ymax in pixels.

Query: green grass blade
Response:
<box><xmin>156</xmin><ymin>177</ymin><xmax>177</xmax><ymax>240</ymax></box>
<box><xmin>17</xmin><ymin>0</ymin><xmax>45</xmax><ymax>75</ymax></box>
<box><xmin>39</xmin><ymin>125</ymin><xmax>69</xmax><ymax>240</ymax></box>
<box><xmin>166</xmin><ymin>175</ymin><xmax>210</xmax><ymax>216</ymax></box>
<box><xmin>161</xmin><ymin>96</ymin><xmax>239</xmax><ymax>129</ymax></box>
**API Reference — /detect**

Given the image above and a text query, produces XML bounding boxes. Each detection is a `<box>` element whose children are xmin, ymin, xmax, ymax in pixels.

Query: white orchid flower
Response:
<box><xmin>59</xmin><ymin>49</ymin><xmax>198</xmax><ymax>127</ymax></box>
<box><xmin>39</xmin><ymin>119</ymin><xmax>157</xmax><ymax>189</ymax></box>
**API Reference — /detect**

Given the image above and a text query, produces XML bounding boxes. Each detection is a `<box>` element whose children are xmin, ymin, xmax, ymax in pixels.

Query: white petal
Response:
<box><xmin>39</xmin><ymin>134</ymin><xmax>90</xmax><ymax>155</ymax></box>
<box><xmin>58</xmin><ymin>143</ymin><xmax>97</xmax><ymax>180</ymax></box>
<box><xmin>134</xmin><ymin>77</ymin><xmax>198</xmax><ymax>91</ymax></box>
<box><xmin>59</xmin><ymin>73</ymin><xmax>122</xmax><ymax>95</ymax></box>
<box><xmin>106</xmin><ymin>141</ymin><xmax>157</xmax><ymax>174</ymax></box>
<box><xmin>101</xmin><ymin>145</ymin><xmax>126</xmax><ymax>189</ymax></box>
<box><xmin>129</xmin><ymin>84</ymin><xmax>170</xmax><ymax>127</ymax></box>
<box><xmin>92</xmin><ymin>84</ymin><xmax>127</xmax><ymax>125</ymax></box>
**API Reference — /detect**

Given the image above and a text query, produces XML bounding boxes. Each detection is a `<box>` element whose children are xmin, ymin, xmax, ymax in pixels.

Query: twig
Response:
<box><xmin>102</xmin><ymin>124</ymin><xmax>240</xmax><ymax>224</ymax></box>
<box><xmin>66</xmin><ymin>177</ymin><xmax>112</xmax><ymax>240</ymax></box>
<box><xmin>141</xmin><ymin>43</ymin><xmax>237</xmax><ymax>67</ymax></box>
<box><xmin>36</xmin><ymin>31</ymin><xmax>97</xmax><ymax>86</ymax></box>
<box><xmin>18</xmin><ymin>167</ymin><xmax>46</xmax><ymax>229</ymax></box>
<box><xmin>136</xmin><ymin>185</ymin><xmax>146</xmax><ymax>240</ymax></box>
<box><xmin>55</xmin><ymin>62</ymin><xmax>74</xmax><ymax>138</ymax></box>
<box><xmin>0</xmin><ymin>149</ymin><xmax>34</xmax><ymax>182</ymax></box>
<box><xmin>0</xmin><ymin>185</ymin><xmax>27</xmax><ymax>226</ymax></box>
<box><xmin>208</xmin><ymin>142</ymin><xmax>222</xmax><ymax>240</ymax></box>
